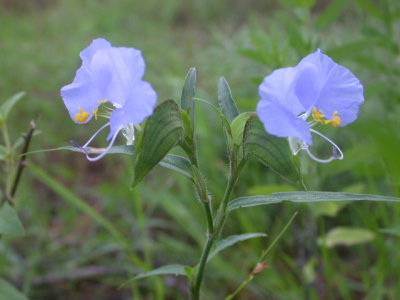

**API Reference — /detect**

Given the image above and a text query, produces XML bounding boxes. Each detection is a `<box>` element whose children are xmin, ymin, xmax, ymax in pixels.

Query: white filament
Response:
<box><xmin>85</xmin><ymin>127</ymin><xmax>121</xmax><ymax>161</ymax></box>
<box><xmin>72</xmin><ymin>122</ymin><xmax>122</xmax><ymax>161</ymax></box>
<box><xmin>304</xmin><ymin>128</ymin><xmax>344</xmax><ymax>163</ymax></box>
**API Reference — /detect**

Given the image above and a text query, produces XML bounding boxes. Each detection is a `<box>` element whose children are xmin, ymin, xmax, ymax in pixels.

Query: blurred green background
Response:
<box><xmin>1</xmin><ymin>0</ymin><xmax>400</xmax><ymax>299</ymax></box>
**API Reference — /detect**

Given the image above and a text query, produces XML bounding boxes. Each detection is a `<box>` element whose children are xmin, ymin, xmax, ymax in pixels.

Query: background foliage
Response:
<box><xmin>1</xmin><ymin>0</ymin><xmax>399</xmax><ymax>299</ymax></box>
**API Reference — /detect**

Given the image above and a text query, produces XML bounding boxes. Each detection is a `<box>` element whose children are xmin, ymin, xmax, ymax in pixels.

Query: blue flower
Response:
<box><xmin>61</xmin><ymin>38</ymin><xmax>157</xmax><ymax>161</ymax></box>
<box><xmin>257</xmin><ymin>49</ymin><xmax>364</xmax><ymax>163</ymax></box>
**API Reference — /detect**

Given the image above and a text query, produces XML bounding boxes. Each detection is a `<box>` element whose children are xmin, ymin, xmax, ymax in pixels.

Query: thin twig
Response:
<box><xmin>224</xmin><ymin>212</ymin><xmax>298</xmax><ymax>300</ymax></box>
<box><xmin>9</xmin><ymin>120</ymin><xmax>36</xmax><ymax>202</ymax></box>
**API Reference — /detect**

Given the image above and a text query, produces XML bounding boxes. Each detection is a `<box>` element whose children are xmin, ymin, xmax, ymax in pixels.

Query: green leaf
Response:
<box><xmin>0</xmin><ymin>92</ymin><xmax>25</xmax><ymax>124</ymax></box>
<box><xmin>30</xmin><ymin>145</ymin><xmax>191</xmax><ymax>181</ymax></box>
<box><xmin>208</xmin><ymin>233</ymin><xmax>267</xmax><ymax>262</ymax></box>
<box><xmin>318</xmin><ymin>227</ymin><xmax>375</xmax><ymax>247</ymax></box>
<box><xmin>180</xmin><ymin>67</ymin><xmax>196</xmax><ymax>120</ymax></box>
<box><xmin>218</xmin><ymin>77</ymin><xmax>239</xmax><ymax>123</ymax></box>
<box><xmin>0</xmin><ymin>203</ymin><xmax>25</xmax><ymax>236</ymax></box>
<box><xmin>230</xmin><ymin>112</ymin><xmax>254</xmax><ymax>147</ymax></box>
<box><xmin>315</xmin><ymin>0</ymin><xmax>350</xmax><ymax>31</ymax></box>
<box><xmin>379</xmin><ymin>228</ymin><xmax>400</xmax><ymax>238</ymax></box>
<box><xmin>122</xmin><ymin>264</ymin><xmax>188</xmax><ymax>285</ymax></box>
<box><xmin>0</xmin><ymin>279</ymin><xmax>29</xmax><ymax>300</ymax></box>
<box><xmin>243</xmin><ymin>116</ymin><xmax>300</xmax><ymax>183</ymax></box>
<box><xmin>180</xmin><ymin>108</ymin><xmax>193</xmax><ymax>137</ymax></box>
<box><xmin>133</xmin><ymin>100</ymin><xmax>183</xmax><ymax>187</ymax></box>
<box><xmin>159</xmin><ymin>154</ymin><xmax>193</xmax><ymax>180</ymax></box>
<box><xmin>0</xmin><ymin>145</ymin><xmax>8</xmax><ymax>160</ymax></box>
<box><xmin>27</xmin><ymin>145</ymin><xmax>135</xmax><ymax>156</ymax></box>
<box><xmin>228</xmin><ymin>191</ymin><xmax>400</xmax><ymax>211</ymax></box>
<box><xmin>355</xmin><ymin>0</ymin><xmax>385</xmax><ymax>20</ymax></box>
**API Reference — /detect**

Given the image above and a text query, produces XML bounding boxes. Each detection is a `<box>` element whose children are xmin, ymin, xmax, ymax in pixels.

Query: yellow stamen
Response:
<box><xmin>312</xmin><ymin>107</ymin><xmax>325</xmax><ymax>123</ymax></box>
<box><xmin>93</xmin><ymin>107</ymin><xmax>99</xmax><ymax>120</ymax></box>
<box><xmin>324</xmin><ymin>111</ymin><xmax>342</xmax><ymax>127</ymax></box>
<box><xmin>74</xmin><ymin>108</ymin><xmax>90</xmax><ymax>123</ymax></box>
<box><xmin>93</xmin><ymin>99</ymin><xmax>109</xmax><ymax>120</ymax></box>
<box><xmin>311</xmin><ymin>107</ymin><xmax>342</xmax><ymax>127</ymax></box>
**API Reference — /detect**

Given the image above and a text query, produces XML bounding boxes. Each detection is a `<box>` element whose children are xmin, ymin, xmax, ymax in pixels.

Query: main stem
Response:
<box><xmin>191</xmin><ymin>233</ymin><xmax>215</xmax><ymax>300</ymax></box>
<box><xmin>191</xmin><ymin>174</ymin><xmax>237</xmax><ymax>300</ymax></box>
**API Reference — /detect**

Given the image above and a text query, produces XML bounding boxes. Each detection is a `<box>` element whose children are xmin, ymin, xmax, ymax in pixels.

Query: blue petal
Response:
<box><xmin>300</xmin><ymin>50</ymin><xmax>364</xmax><ymax>125</ymax></box>
<box><xmin>259</xmin><ymin>66</ymin><xmax>305</xmax><ymax>116</ymax></box>
<box><xmin>257</xmin><ymin>100</ymin><xmax>312</xmax><ymax>145</ymax></box>
<box><xmin>80</xmin><ymin>38</ymin><xmax>111</xmax><ymax>67</ymax></box>
<box><xmin>107</xmin><ymin>81</ymin><xmax>157</xmax><ymax>140</ymax></box>
<box><xmin>60</xmin><ymin>67</ymin><xmax>101</xmax><ymax>123</ymax></box>
<box><xmin>90</xmin><ymin>47</ymin><xmax>146</xmax><ymax>107</ymax></box>
<box><xmin>293</xmin><ymin>61</ymin><xmax>321</xmax><ymax>112</ymax></box>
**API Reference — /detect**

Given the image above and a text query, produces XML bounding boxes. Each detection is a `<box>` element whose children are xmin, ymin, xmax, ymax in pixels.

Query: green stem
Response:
<box><xmin>259</xmin><ymin>211</ymin><xmax>298</xmax><ymax>261</ymax></box>
<box><xmin>192</xmin><ymin>173</ymin><xmax>237</xmax><ymax>299</ymax></box>
<box><xmin>203</xmin><ymin>201</ymin><xmax>214</xmax><ymax>234</ymax></box>
<box><xmin>224</xmin><ymin>212</ymin><xmax>298</xmax><ymax>299</ymax></box>
<box><xmin>191</xmin><ymin>234</ymin><xmax>215</xmax><ymax>300</ymax></box>
<box><xmin>224</xmin><ymin>274</ymin><xmax>254</xmax><ymax>300</ymax></box>
<box><xmin>214</xmin><ymin>174</ymin><xmax>237</xmax><ymax>236</ymax></box>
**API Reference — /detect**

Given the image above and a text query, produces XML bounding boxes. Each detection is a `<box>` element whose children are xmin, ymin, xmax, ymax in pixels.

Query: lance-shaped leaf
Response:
<box><xmin>0</xmin><ymin>92</ymin><xmax>25</xmax><ymax>125</ymax></box>
<box><xmin>228</xmin><ymin>191</ymin><xmax>400</xmax><ymax>211</ymax></box>
<box><xmin>122</xmin><ymin>264</ymin><xmax>189</xmax><ymax>286</ymax></box>
<box><xmin>218</xmin><ymin>77</ymin><xmax>239</xmax><ymax>123</ymax></box>
<box><xmin>0</xmin><ymin>203</ymin><xmax>25</xmax><ymax>236</ymax></box>
<box><xmin>27</xmin><ymin>145</ymin><xmax>135</xmax><ymax>156</ymax></box>
<box><xmin>132</xmin><ymin>100</ymin><xmax>183</xmax><ymax>187</ymax></box>
<box><xmin>243</xmin><ymin>116</ymin><xmax>300</xmax><ymax>183</ymax></box>
<box><xmin>29</xmin><ymin>145</ymin><xmax>191</xmax><ymax>181</ymax></box>
<box><xmin>159</xmin><ymin>154</ymin><xmax>193</xmax><ymax>181</ymax></box>
<box><xmin>0</xmin><ymin>279</ymin><xmax>29</xmax><ymax>300</ymax></box>
<box><xmin>207</xmin><ymin>233</ymin><xmax>267</xmax><ymax>262</ymax></box>
<box><xmin>181</xmin><ymin>67</ymin><xmax>196</xmax><ymax>120</ymax></box>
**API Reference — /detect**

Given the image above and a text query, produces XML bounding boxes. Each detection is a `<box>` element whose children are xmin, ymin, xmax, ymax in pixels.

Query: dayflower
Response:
<box><xmin>257</xmin><ymin>49</ymin><xmax>364</xmax><ymax>163</ymax></box>
<box><xmin>61</xmin><ymin>38</ymin><xmax>157</xmax><ymax>161</ymax></box>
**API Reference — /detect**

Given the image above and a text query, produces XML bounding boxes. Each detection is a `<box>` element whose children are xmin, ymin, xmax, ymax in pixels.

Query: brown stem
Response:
<box><xmin>9</xmin><ymin>120</ymin><xmax>36</xmax><ymax>202</ymax></box>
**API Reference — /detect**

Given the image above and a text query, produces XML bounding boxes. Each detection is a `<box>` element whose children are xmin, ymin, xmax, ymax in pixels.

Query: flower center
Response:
<box><xmin>311</xmin><ymin>107</ymin><xmax>342</xmax><ymax>127</ymax></box>
<box><xmin>75</xmin><ymin>99</ymin><xmax>109</xmax><ymax>123</ymax></box>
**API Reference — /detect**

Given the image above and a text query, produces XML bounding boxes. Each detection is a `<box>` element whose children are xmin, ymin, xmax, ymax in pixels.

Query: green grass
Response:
<box><xmin>1</xmin><ymin>0</ymin><xmax>400</xmax><ymax>299</ymax></box>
